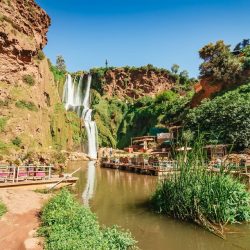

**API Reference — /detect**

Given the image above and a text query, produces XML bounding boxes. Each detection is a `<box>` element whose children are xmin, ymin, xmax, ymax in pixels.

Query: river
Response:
<box><xmin>68</xmin><ymin>161</ymin><xmax>250</xmax><ymax>250</ymax></box>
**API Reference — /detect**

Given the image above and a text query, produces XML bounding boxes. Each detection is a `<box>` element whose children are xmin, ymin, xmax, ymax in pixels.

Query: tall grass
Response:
<box><xmin>39</xmin><ymin>189</ymin><xmax>137</xmax><ymax>250</ymax></box>
<box><xmin>151</xmin><ymin>139</ymin><xmax>250</xmax><ymax>237</ymax></box>
<box><xmin>0</xmin><ymin>201</ymin><xmax>7</xmax><ymax>217</ymax></box>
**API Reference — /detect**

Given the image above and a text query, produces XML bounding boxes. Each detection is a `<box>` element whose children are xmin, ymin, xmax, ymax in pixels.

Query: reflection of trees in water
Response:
<box><xmin>100</xmin><ymin>168</ymin><xmax>157</xmax><ymax>194</ymax></box>
<box><xmin>82</xmin><ymin>161</ymin><xmax>96</xmax><ymax>206</ymax></box>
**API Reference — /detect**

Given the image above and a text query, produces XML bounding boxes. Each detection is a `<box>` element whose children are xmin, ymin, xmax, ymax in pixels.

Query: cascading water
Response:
<box><xmin>63</xmin><ymin>74</ymin><xmax>98</xmax><ymax>159</ymax></box>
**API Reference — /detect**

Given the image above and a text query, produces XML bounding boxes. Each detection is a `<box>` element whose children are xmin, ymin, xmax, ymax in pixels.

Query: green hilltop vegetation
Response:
<box><xmin>87</xmin><ymin>40</ymin><xmax>250</xmax><ymax>150</ymax></box>
<box><xmin>53</xmin><ymin>39</ymin><xmax>250</xmax><ymax>151</ymax></box>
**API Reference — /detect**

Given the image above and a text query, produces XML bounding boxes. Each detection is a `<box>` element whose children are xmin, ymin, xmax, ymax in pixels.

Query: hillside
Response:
<box><xmin>0</xmin><ymin>0</ymin><xmax>84</xmax><ymax>161</ymax></box>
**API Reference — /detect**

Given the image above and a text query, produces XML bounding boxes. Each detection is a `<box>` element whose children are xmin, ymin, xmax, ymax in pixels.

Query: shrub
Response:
<box><xmin>37</xmin><ymin>50</ymin><xmax>45</xmax><ymax>60</ymax></box>
<box><xmin>0</xmin><ymin>117</ymin><xmax>7</xmax><ymax>132</ymax></box>
<box><xmin>51</xmin><ymin>151</ymin><xmax>66</xmax><ymax>164</ymax></box>
<box><xmin>39</xmin><ymin>189</ymin><xmax>137</xmax><ymax>250</ymax></box>
<box><xmin>15</xmin><ymin>100</ymin><xmax>38</xmax><ymax>112</ymax></box>
<box><xmin>50</xmin><ymin>65</ymin><xmax>66</xmax><ymax>97</ymax></box>
<box><xmin>0</xmin><ymin>140</ymin><xmax>8</xmax><ymax>150</ymax></box>
<box><xmin>22</xmin><ymin>74</ymin><xmax>35</xmax><ymax>86</ymax></box>
<box><xmin>185</xmin><ymin>83</ymin><xmax>250</xmax><ymax>148</ymax></box>
<box><xmin>0</xmin><ymin>201</ymin><xmax>7</xmax><ymax>218</ymax></box>
<box><xmin>155</xmin><ymin>90</ymin><xmax>178</xmax><ymax>103</ymax></box>
<box><xmin>11</xmin><ymin>137</ymin><xmax>22</xmax><ymax>147</ymax></box>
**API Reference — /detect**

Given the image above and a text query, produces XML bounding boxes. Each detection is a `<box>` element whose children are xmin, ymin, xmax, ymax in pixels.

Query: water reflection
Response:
<box><xmin>68</xmin><ymin>162</ymin><xmax>250</xmax><ymax>250</ymax></box>
<box><xmin>82</xmin><ymin>161</ymin><xmax>96</xmax><ymax>206</ymax></box>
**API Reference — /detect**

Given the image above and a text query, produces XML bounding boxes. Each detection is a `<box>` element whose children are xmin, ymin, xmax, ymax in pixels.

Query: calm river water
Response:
<box><xmin>68</xmin><ymin>161</ymin><xmax>250</xmax><ymax>250</ymax></box>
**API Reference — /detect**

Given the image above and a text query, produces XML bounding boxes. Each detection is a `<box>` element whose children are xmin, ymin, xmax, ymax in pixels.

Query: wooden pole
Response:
<box><xmin>48</xmin><ymin>167</ymin><xmax>81</xmax><ymax>191</ymax></box>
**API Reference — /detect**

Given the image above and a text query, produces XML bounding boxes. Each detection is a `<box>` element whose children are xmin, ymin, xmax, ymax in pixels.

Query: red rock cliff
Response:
<box><xmin>0</xmin><ymin>0</ymin><xmax>50</xmax><ymax>83</ymax></box>
<box><xmin>93</xmin><ymin>67</ymin><xmax>176</xmax><ymax>99</ymax></box>
<box><xmin>0</xmin><ymin>0</ymin><xmax>81</xmax><ymax>156</ymax></box>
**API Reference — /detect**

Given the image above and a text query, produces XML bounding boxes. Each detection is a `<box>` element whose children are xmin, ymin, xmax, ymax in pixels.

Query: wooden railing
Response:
<box><xmin>0</xmin><ymin>165</ymin><xmax>53</xmax><ymax>183</ymax></box>
<box><xmin>0</xmin><ymin>166</ymin><xmax>15</xmax><ymax>183</ymax></box>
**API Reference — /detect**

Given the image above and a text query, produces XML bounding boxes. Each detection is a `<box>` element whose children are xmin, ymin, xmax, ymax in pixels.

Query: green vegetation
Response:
<box><xmin>50</xmin><ymin>103</ymin><xmax>86</xmax><ymax>150</ymax></box>
<box><xmin>0</xmin><ymin>140</ymin><xmax>9</xmax><ymax>155</ymax></box>
<box><xmin>184</xmin><ymin>82</ymin><xmax>250</xmax><ymax>148</ymax></box>
<box><xmin>92</xmin><ymin>89</ymin><xmax>191</xmax><ymax>148</ymax></box>
<box><xmin>0</xmin><ymin>201</ymin><xmax>7</xmax><ymax>217</ymax></box>
<box><xmin>22</xmin><ymin>74</ymin><xmax>35</xmax><ymax>86</ymax></box>
<box><xmin>37</xmin><ymin>50</ymin><xmax>45</xmax><ymax>60</ymax></box>
<box><xmin>88</xmin><ymin>65</ymin><xmax>196</xmax><ymax>148</ymax></box>
<box><xmin>15</xmin><ymin>100</ymin><xmax>38</xmax><ymax>112</ymax></box>
<box><xmin>199</xmin><ymin>40</ymin><xmax>244</xmax><ymax>83</ymax></box>
<box><xmin>50</xmin><ymin>64</ymin><xmax>66</xmax><ymax>98</ymax></box>
<box><xmin>56</xmin><ymin>55</ymin><xmax>67</xmax><ymax>72</ymax></box>
<box><xmin>0</xmin><ymin>117</ymin><xmax>7</xmax><ymax>132</ymax></box>
<box><xmin>117</xmin><ymin>90</ymin><xmax>191</xmax><ymax>148</ymax></box>
<box><xmin>65</xmin><ymin>111</ymin><xmax>86</xmax><ymax>146</ymax></box>
<box><xmin>39</xmin><ymin>189</ymin><xmax>137</xmax><ymax>250</ymax></box>
<box><xmin>243</xmin><ymin>45</ymin><xmax>250</xmax><ymax>69</ymax></box>
<box><xmin>11</xmin><ymin>137</ymin><xmax>22</xmax><ymax>147</ymax></box>
<box><xmin>171</xmin><ymin>64</ymin><xmax>180</xmax><ymax>74</ymax></box>
<box><xmin>92</xmin><ymin>90</ymin><xmax>128</xmax><ymax>147</ymax></box>
<box><xmin>151</xmin><ymin>144</ymin><xmax>250</xmax><ymax>237</ymax></box>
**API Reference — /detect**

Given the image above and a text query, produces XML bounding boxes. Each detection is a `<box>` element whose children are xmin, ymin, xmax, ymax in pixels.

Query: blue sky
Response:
<box><xmin>37</xmin><ymin>0</ymin><xmax>250</xmax><ymax>77</ymax></box>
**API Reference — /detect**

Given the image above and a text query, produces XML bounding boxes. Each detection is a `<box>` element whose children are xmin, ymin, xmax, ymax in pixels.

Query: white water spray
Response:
<box><xmin>63</xmin><ymin>74</ymin><xmax>98</xmax><ymax>159</ymax></box>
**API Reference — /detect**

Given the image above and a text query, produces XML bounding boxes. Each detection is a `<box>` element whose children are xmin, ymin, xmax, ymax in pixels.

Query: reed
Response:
<box><xmin>151</xmin><ymin>139</ymin><xmax>250</xmax><ymax>237</ymax></box>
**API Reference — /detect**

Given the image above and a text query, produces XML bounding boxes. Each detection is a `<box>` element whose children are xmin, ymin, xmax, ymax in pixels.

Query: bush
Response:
<box><xmin>39</xmin><ymin>189</ymin><xmax>137</xmax><ymax>250</ymax></box>
<box><xmin>185</xmin><ymin>83</ymin><xmax>250</xmax><ymax>148</ymax></box>
<box><xmin>15</xmin><ymin>100</ymin><xmax>38</xmax><ymax>112</ymax></box>
<box><xmin>11</xmin><ymin>137</ymin><xmax>22</xmax><ymax>147</ymax></box>
<box><xmin>155</xmin><ymin>90</ymin><xmax>178</xmax><ymax>103</ymax></box>
<box><xmin>0</xmin><ymin>117</ymin><xmax>7</xmax><ymax>132</ymax></box>
<box><xmin>0</xmin><ymin>201</ymin><xmax>7</xmax><ymax>217</ymax></box>
<box><xmin>37</xmin><ymin>50</ymin><xmax>45</xmax><ymax>60</ymax></box>
<box><xmin>22</xmin><ymin>74</ymin><xmax>35</xmax><ymax>86</ymax></box>
<box><xmin>51</xmin><ymin>151</ymin><xmax>66</xmax><ymax>164</ymax></box>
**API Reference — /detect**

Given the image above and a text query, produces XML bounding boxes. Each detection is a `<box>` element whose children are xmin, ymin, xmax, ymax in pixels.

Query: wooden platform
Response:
<box><xmin>0</xmin><ymin>177</ymin><xmax>78</xmax><ymax>190</ymax></box>
<box><xmin>101</xmin><ymin>161</ymin><xmax>176</xmax><ymax>176</ymax></box>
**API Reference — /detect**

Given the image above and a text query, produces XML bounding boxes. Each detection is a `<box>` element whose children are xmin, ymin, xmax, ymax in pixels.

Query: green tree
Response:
<box><xmin>179</xmin><ymin>70</ymin><xmax>189</xmax><ymax>79</ymax></box>
<box><xmin>56</xmin><ymin>55</ymin><xmax>66</xmax><ymax>72</ymax></box>
<box><xmin>199</xmin><ymin>40</ymin><xmax>243</xmax><ymax>83</ymax></box>
<box><xmin>171</xmin><ymin>64</ymin><xmax>180</xmax><ymax>74</ymax></box>
<box><xmin>185</xmin><ymin>83</ymin><xmax>250</xmax><ymax>148</ymax></box>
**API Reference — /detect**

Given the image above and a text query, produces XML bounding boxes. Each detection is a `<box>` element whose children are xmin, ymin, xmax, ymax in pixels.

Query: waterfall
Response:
<box><xmin>63</xmin><ymin>74</ymin><xmax>98</xmax><ymax>159</ymax></box>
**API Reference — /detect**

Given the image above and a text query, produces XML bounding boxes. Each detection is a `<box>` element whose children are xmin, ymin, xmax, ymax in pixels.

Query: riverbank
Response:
<box><xmin>0</xmin><ymin>189</ymin><xmax>49</xmax><ymax>250</ymax></box>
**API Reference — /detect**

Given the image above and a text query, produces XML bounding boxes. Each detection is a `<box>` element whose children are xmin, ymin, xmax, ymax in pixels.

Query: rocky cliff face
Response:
<box><xmin>91</xmin><ymin>67</ymin><xmax>176</xmax><ymax>99</ymax></box>
<box><xmin>0</xmin><ymin>0</ymin><xmax>50</xmax><ymax>83</ymax></box>
<box><xmin>0</xmin><ymin>0</ymin><xmax>84</xmax><ymax>158</ymax></box>
<box><xmin>190</xmin><ymin>69</ymin><xmax>250</xmax><ymax>107</ymax></box>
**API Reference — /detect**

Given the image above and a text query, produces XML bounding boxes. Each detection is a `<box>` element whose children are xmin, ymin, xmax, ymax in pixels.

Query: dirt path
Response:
<box><xmin>0</xmin><ymin>190</ymin><xmax>49</xmax><ymax>250</ymax></box>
